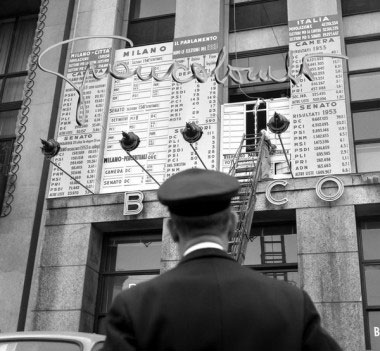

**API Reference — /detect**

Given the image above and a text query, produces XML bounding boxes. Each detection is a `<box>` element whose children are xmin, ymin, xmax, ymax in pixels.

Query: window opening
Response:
<box><xmin>95</xmin><ymin>233</ymin><xmax>162</xmax><ymax>334</ymax></box>
<box><xmin>358</xmin><ymin>218</ymin><xmax>380</xmax><ymax>350</ymax></box>
<box><xmin>346</xmin><ymin>37</ymin><xmax>380</xmax><ymax>172</ymax></box>
<box><xmin>127</xmin><ymin>0</ymin><xmax>175</xmax><ymax>46</ymax></box>
<box><xmin>244</xmin><ymin>222</ymin><xmax>298</xmax><ymax>286</ymax></box>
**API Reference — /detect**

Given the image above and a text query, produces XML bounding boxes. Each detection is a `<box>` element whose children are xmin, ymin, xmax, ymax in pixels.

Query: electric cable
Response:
<box><xmin>1</xmin><ymin>0</ymin><xmax>49</xmax><ymax>217</ymax></box>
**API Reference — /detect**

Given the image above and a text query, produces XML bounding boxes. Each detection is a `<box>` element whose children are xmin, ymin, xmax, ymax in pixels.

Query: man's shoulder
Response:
<box><xmin>237</xmin><ymin>263</ymin><xmax>301</xmax><ymax>290</ymax></box>
<box><xmin>117</xmin><ymin>254</ymin><xmax>303</xmax><ymax>299</ymax></box>
<box><xmin>116</xmin><ymin>266</ymin><xmax>182</xmax><ymax>297</ymax></box>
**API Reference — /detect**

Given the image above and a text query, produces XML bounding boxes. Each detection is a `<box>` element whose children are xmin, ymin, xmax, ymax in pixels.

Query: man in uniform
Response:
<box><xmin>104</xmin><ymin>168</ymin><xmax>342</xmax><ymax>351</ymax></box>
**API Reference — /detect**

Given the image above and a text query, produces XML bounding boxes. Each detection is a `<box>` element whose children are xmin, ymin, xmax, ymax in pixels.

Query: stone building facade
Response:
<box><xmin>1</xmin><ymin>1</ymin><xmax>380</xmax><ymax>350</ymax></box>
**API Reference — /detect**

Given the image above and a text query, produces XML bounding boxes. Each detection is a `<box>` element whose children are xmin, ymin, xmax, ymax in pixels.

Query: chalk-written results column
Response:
<box><xmin>168</xmin><ymin>33</ymin><xmax>220</xmax><ymax>177</ymax></box>
<box><xmin>48</xmin><ymin>48</ymin><xmax>111</xmax><ymax>197</ymax></box>
<box><xmin>289</xmin><ymin>15</ymin><xmax>351</xmax><ymax>177</ymax></box>
<box><xmin>101</xmin><ymin>43</ymin><xmax>173</xmax><ymax>192</ymax></box>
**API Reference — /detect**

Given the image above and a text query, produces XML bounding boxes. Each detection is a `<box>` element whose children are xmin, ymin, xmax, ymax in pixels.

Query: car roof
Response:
<box><xmin>0</xmin><ymin>331</ymin><xmax>105</xmax><ymax>346</ymax></box>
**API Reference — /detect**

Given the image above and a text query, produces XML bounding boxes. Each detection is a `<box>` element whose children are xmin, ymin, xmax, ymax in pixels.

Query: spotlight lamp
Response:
<box><xmin>267</xmin><ymin>112</ymin><xmax>290</xmax><ymax>135</ymax></box>
<box><xmin>40</xmin><ymin>138</ymin><xmax>94</xmax><ymax>194</ymax></box>
<box><xmin>266</xmin><ymin>112</ymin><xmax>293</xmax><ymax>178</ymax></box>
<box><xmin>180</xmin><ymin>122</ymin><xmax>208</xmax><ymax>169</ymax></box>
<box><xmin>119</xmin><ymin>131</ymin><xmax>161</xmax><ymax>186</ymax></box>
<box><xmin>40</xmin><ymin>138</ymin><xmax>60</xmax><ymax>158</ymax></box>
<box><xmin>120</xmin><ymin>131</ymin><xmax>140</xmax><ymax>152</ymax></box>
<box><xmin>181</xmin><ymin>122</ymin><xmax>203</xmax><ymax>143</ymax></box>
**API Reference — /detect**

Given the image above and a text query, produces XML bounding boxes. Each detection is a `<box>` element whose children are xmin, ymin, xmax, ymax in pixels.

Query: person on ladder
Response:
<box><xmin>260</xmin><ymin>129</ymin><xmax>277</xmax><ymax>180</ymax></box>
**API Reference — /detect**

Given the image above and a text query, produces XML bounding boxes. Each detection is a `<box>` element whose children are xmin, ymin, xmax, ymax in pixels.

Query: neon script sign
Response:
<box><xmin>38</xmin><ymin>35</ymin><xmax>348</xmax><ymax>125</ymax></box>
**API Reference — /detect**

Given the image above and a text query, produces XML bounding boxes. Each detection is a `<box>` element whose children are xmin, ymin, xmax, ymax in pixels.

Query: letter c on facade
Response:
<box><xmin>265</xmin><ymin>180</ymin><xmax>288</xmax><ymax>205</ymax></box>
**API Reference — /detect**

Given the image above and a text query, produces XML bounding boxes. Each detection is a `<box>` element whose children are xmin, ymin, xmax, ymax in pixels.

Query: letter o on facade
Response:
<box><xmin>315</xmin><ymin>176</ymin><xmax>344</xmax><ymax>202</ymax></box>
<box><xmin>265</xmin><ymin>180</ymin><xmax>288</xmax><ymax>205</ymax></box>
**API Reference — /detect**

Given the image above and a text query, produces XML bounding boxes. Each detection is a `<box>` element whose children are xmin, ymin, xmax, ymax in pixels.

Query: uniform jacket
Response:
<box><xmin>104</xmin><ymin>248</ymin><xmax>342</xmax><ymax>351</ymax></box>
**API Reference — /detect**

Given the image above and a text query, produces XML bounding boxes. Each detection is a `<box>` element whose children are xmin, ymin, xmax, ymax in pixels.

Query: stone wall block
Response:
<box><xmin>73</xmin><ymin>8</ymin><xmax>119</xmax><ymax>48</ymax></box>
<box><xmin>46</xmin><ymin>201</ymin><xmax>167</xmax><ymax>226</ymax></box>
<box><xmin>87</xmin><ymin>225</ymin><xmax>103</xmax><ymax>271</ymax></box>
<box><xmin>297</xmin><ymin>206</ymin><xmax>358</xmax><ymax>253</ymax></box>
<box><xmin>78</xmin><ymin>0</ymin><xmax>119</xmax><ymax>12</ymax></box>
<box><xmin>299</xmin><ymin>252</ymin><xmax>362</xmax><ymax>303</ymax></box>
<box><xmin>344</xmin><ymin>12</ymin><xmax>380</xmax><ymax>37</ymax></box>
<box><xmin>35</xmin><ymin>266</ymin><xmax>86</xmax><ymax>310</ymax></box>
<box><xmin>0</xmin><ymin>272</ymin><xmax>24</xmax><ymax>333</ymax></box>
<box><xmin>41</xmin><ymin>224</ymin><xmax>92</xmax><ymax>267</ymax></box>
<box><xmin>315</xmin><ymin>302</ymin><xmax>365</xmax><ymax>351</ymax></box>
<box><xmin>32</xmin><ymin>310</ymin><xmax>81</xmax><ymax>331</ymax></box>
<box><xmin>81</xmin><ymin>267</ymin><xmax>99</xmax><ymax>315</ymax></box>
<box><xmin>79</xmin><ymin>310</ymin><xmax>96</xmax><ymax>332</ymax></box>
<box><xmin>44</xmin><ymin>0</ymin><xmax>73</xmax><ymax>27</ymax></box>
<box><xmin>161</xmin><ymin>218</ymin><xmax>179</xmax><ymax>262</ymax></box>
<box><xmin>230</xmin><ymin>26</ymin><xmax>288</xmax><ymax>52</ymax></box>
<box><xmin>175</xmin><ymin>0</ymin><xmax>220</xmax><ymax>37</ymax></box>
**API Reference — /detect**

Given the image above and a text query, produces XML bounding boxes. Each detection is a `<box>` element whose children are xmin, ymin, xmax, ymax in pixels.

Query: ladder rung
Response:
<box><xmin>236</xmin><ymin>159</ymin><xmax>256</xmax><ymax>164</ymax></box>
<box><xmin>235</xmin><ymin>176</ymin><xmax>253</xmax><ymax>180</ymax></box>
<box><xmin>238</xmin><ymin>151</ymin><xmax>259</xmax><ymax>155</ymax></box>
<box><xmin>235</xmin><ymin>167</ymin><xmax>255</xmax><ymax>173</ymax></box>
<box><xmin>232</xmin><ymin>199</ymin><xmax>249</xmax><ymax>204</ymax></box>
<box><xmin>231</xmin><ymin>199</ymin><xmax>248</xmax><ymax>204</ymax></box>
<box><xmin>232</xmin><ymin>194</ymin><xmax>249</xmax><ymax>199</ymax></box>
<box><xmin>231</xmin><ymin>203</ymin><xmax>245</xmax><ymax>209</ymax></box>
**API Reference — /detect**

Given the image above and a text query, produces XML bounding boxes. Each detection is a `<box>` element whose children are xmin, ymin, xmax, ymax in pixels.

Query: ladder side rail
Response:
<box><xmin>235</xmin><ymin>134</ymin><xmax>266</xmax><ymax>263</ymax></box>
<box><xmin>253</xmin><ymin>134</ymin><xmax>266</xmax><ymax>185</ymax></box>
<box><xmin>228</xmin><ymin>133</ymin><xmax>246</xmax><ymax>176</ymax></box>
<box><xmin>238</xmin><ymin>134</ymin><xmax>265</xmax><ymax>244</ymax></box>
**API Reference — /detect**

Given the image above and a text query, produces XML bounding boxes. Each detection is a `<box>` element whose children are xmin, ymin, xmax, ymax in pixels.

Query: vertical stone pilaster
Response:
<box><xmin>160</xmin><ymin>218</ymin><xmax>180</xmax><ymax>273</ymax></box>
<box><xmin>29</xmin><ymin>223</ymin><xmax>102</xmax><ymax>332</ymax></box>
<box><xmin>287</xmin><ymin>0</ymin><xmax>338</xmax><ymax>19</ymax></box>
<box><xmin>175</xmin><ymin>0</ymin><xmax>222</xmax><ymax>37</ymax></box>
<box><xmin>159</xmin><ymin>1</ymin><xmax>228</xmax><ymax>270</ymax></box>
<box><xmin>297</xmin><ymin>206</ymin><xmax>365</xmax><ymax>351</ymax></box>
<box><xmin>72</xmin><ymin>0</ymin><xmax>124</xmax><ymax>51</ymax></box>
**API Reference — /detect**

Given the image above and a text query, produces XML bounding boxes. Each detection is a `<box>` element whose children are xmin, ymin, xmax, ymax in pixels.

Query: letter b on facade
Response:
<box><xmin>124</xmin><ymin>191</ymin><xmax>144</xmax><ymax>215</ymax></box>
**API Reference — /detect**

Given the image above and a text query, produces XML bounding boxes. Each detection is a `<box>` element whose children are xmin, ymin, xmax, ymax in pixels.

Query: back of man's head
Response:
<box><xmin>158</xmin><ymin>168</ymin><xmax>240</xmax><ymax>241</ymax></box>
<box><xmin>170</xmin><ymin>208</ymin><xmax>231</xmax><ymax>239</ymax></box>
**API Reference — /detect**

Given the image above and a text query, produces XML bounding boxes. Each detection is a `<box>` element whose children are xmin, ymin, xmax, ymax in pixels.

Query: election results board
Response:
<box><xmin>168</xmin><ymin>33</ymin><xmax>220</xmax><ymax>178</ymax></box>
<box><xmin>289</xmin><ymin>15</ymin><xmax>352</xmax><ymax>178</ymax></box>
<box><xmin>101</xmin><ymin>43</ymin><xmax>173</xmax><ymax>191</ymax></box>
<box><xmin>221</xmin><ymin>98</ymin><xmax>292</xmax><ymax>179</ymax></box>
<box><xmin>101</xmin><ymin>36</ymin><xmax>219</xmax><ymax>193</ymax></box>
<box><xmin>48</xmin><ymin>48</ymin><xmax>111</xmax><ymax>197</ymax></box>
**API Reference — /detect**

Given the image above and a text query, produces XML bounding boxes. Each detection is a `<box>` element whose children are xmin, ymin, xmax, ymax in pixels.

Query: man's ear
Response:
<box><xmin>228</xmin><ymin>211</ymin><xmax>238</xmax><ymax>240</ymax></box>
<box><xmin>168</xmin><ymin>218</ymin><xmax>179</xmax><ymax>243</ymax></box>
